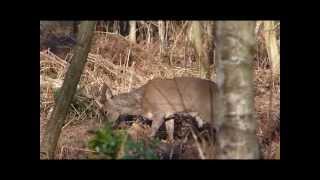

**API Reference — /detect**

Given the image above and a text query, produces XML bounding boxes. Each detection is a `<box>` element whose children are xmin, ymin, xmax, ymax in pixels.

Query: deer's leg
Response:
<box><xmin>150</xmin><ymin>113</ymin><xmax>165</xmax><ymax>138</ymax></box>
<box><xmin>165</xmin><ymin>119</ymin><xmax>174</xmax><ymax>141</ymax></box>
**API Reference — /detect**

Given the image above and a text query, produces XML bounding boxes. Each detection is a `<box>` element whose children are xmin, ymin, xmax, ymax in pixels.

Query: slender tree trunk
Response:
<box><xmin>40</xmin><ymin>21</ymin><xmax>97</xmax><ymax>159</ymax></box>
<box><xmin>147</xmin><ymin>22</ymin><xmax>152</xmax><ymax>45</ymax></box>
<box><xmin>205</xmin><ymin>21</ymin><xmax>215</xmax><ymax>80</ymax></box>
<box><xmin>214</xmin><ymin>21</ymin><xmax>260</xmax><ymax>159</ymax></box>
<box><xmin>263</xmin><ymin>21</ymin><xmax>280</xmax><ymax>79</ymax></box>
<box><xmin>73</xmin><ymin>21</ymin><xmax>78</xmax><ymax>36</ymax></box>
<box><xmin>113</xmin><ymin>21</ymin><xmax>119</xmax><ymax>34</ymax></box>
<box><xmin>159</xmin><ymin>21</ymin><xmax>167</xmax><ymax>59</ymax></box>
<box><xmin>129</xmin><ymin>21</ymin><xmax>136</xmax><ymax>43</ymax></box>
<box><xmin>190</xmin><ymin>21</ymin><xmax>210</xmax><ymax>79</ymax></box>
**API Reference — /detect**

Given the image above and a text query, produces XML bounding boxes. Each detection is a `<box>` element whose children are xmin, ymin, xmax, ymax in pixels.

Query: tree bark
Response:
<box><xmin>190</xmin><ymin>21</ymin><xmax>210</xmax><ymax>79</ymax></box>
<box><xmin>214</xmin><ymin>21</ymin><xmax>260</xmax><ymax>159</ymax></box>
<box><xmin>263</xmin><ymin>21</ymin><xmax>280</xmax><ymax>79</ymax></box>
<box><xmin>205</xmin><ymin>21</ymin><xmax>215</xmax><ymax>80</ymax></box>
<box><xmin>129</xmin><ymin>21</ymin><xmax>136</xmax><ymax>43</ymax></box>
<box><xmin>159</xmin><ymin>21</ymin><xmax>167</xmax><ymax>59</ymax></box>
<box><xmin>40</xmin><ymin>21</ymin><xmax>97</xmax><ymax>159</ymax></box>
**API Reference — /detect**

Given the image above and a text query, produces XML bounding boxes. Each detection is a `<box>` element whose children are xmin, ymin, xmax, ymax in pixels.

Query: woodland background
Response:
<box><xmin>40</xmin><ymin>21</ymin><xmax>280</xmax><ymax>159</ymax></box>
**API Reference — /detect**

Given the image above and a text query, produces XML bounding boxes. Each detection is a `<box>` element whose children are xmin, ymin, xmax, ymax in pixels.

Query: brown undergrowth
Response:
<box><xmin>40</xmin><ymin>24</ymin><xmax>280</xmax><ymax>159</ymax></box>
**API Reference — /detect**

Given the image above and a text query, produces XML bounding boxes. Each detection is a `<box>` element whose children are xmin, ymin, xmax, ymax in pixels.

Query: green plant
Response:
<box><xmin>88</xmin><ymin>123</ymin><xmax>159</xmax><ymax>159</ymax></box>
<box><xmin>88</xmin><ymin>123</ymin><xmax>125</xmax><ymax>159</ymax></box>
<box><xmin>122</xmin><ymin>138</ymin><xmax>159</xmax><ymax>159</ymax></box>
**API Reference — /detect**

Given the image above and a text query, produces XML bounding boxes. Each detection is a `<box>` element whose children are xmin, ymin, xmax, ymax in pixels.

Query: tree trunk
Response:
<box><xmin>113</xmin><ymin>21</ymin><xmax>119</xmax><ymax>34</ymax></box>
<box><xmin>159</xmin><ymin>21</ymin><xmax>167</xmax><ymax>60</ymax></box>
<box><xmin>205</xmin><ymin>21</ymin><xmax>215</xmax><ymax>80</ymax></box>
<box><xmin>214</xmin><ymin>21</ymin><xmax>260</xmax><ymax>159</ymax></box>
<box><xmin>40</xmin><ymin>21</ymin><xmax>97</xmax><ymax>159</ymax></box>
<box><xmin>147</xmin><ymin>22</ymin><xmax>153</xmax><ymax>45</ymax></box>
<box><xmin>129</xmin><ymin>21</ymin><xmax>136</xmax><ymax>43</ymax></box>
<box><xmin>190</xmin><ymin>21</ymin><xmax>210</xmax><ymax>79</ymax></box>
<box><xmin>263</xmin><ymin>21</ymin><xmax>280</xmax><ymax>79</ymax></box>
<box><xmin>73</xmin><ymin>21</ymin><xmax>79</xmax><ymax>36</ymax></box>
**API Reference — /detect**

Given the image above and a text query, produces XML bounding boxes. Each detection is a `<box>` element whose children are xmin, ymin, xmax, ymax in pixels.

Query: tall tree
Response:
<box><xmin>263</xmin><ymin>21</ymin><xmax>280</xmax><ymax>79</ymax></box>
<box><xmin>190</xmin><ymin>21</ymin><xmax>210</xmax><ymax>79</ymax></box>
<box><xmin>129</xmin><ymin>21</ymin><xmax>136</xmax><ymax>43</ymax></box>
<box><xmin>205</xmin><ymin>21</ymin><xmax>215</xmax><ymax>80</ymax></box>
<box><xmin>158</xmin><ymin>21</ymin><xmax>167</xmax><ymax>59</ymax></box>
<box><xmin>40</xmin><ymin>21</ymin><xmax>97</xmax><ymax>159</ymax></box>
<box><xmin>214</xmin><ymin>21</ymin><xmax>260</xmax><ymax>159</ymax></box>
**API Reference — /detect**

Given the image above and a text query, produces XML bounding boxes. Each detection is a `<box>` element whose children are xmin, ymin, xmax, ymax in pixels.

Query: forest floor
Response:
<box><xmin>40</xmin><ymin>31</ymin><xmax>280</xmax><ymax>159</ymax></box>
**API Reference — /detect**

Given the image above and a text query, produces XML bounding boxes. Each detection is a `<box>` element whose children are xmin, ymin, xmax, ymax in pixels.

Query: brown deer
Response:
<box><xmin>98</xmin><ymin>77</ymin><xmax>217</xmax><ymax>141</ymax></box>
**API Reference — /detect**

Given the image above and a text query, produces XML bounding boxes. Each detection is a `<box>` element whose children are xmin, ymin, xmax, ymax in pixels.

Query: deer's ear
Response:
<box><xmin>100</xmin><ymin>83</ymin><xmax>113</xmax><ymax>104</ymax></box>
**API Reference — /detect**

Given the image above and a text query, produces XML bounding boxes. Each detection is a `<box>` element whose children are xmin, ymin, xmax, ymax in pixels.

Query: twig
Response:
<box><xmin>63</xmin><ymin>146</ymin><xmax>97</xmax><ymax>153</ymax></box>
<box><xmin>190</xmin><ymin>127</ymin><xmax>205</xmax><ymax>159</ymax></box>
<box><xmin>169</xmin><ymin>145</ymin><xmax>175</xmax><ymax>159</ymax></box>
<box><xmin>59</xmin><ymin>146</ymin><xmax>65</xmax><ymax>159</ymax></box>
<box><xmin>128</xmin><ymin>61</ymin><xmax>135</xmax><ymax>91</ymax></box>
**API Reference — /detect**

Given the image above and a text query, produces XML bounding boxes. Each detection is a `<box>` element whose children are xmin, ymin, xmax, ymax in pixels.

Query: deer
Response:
<box><xmin>96</xmin><ymin>77</ymin><xmax>218</xmax><ymax>141</ymax></box>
